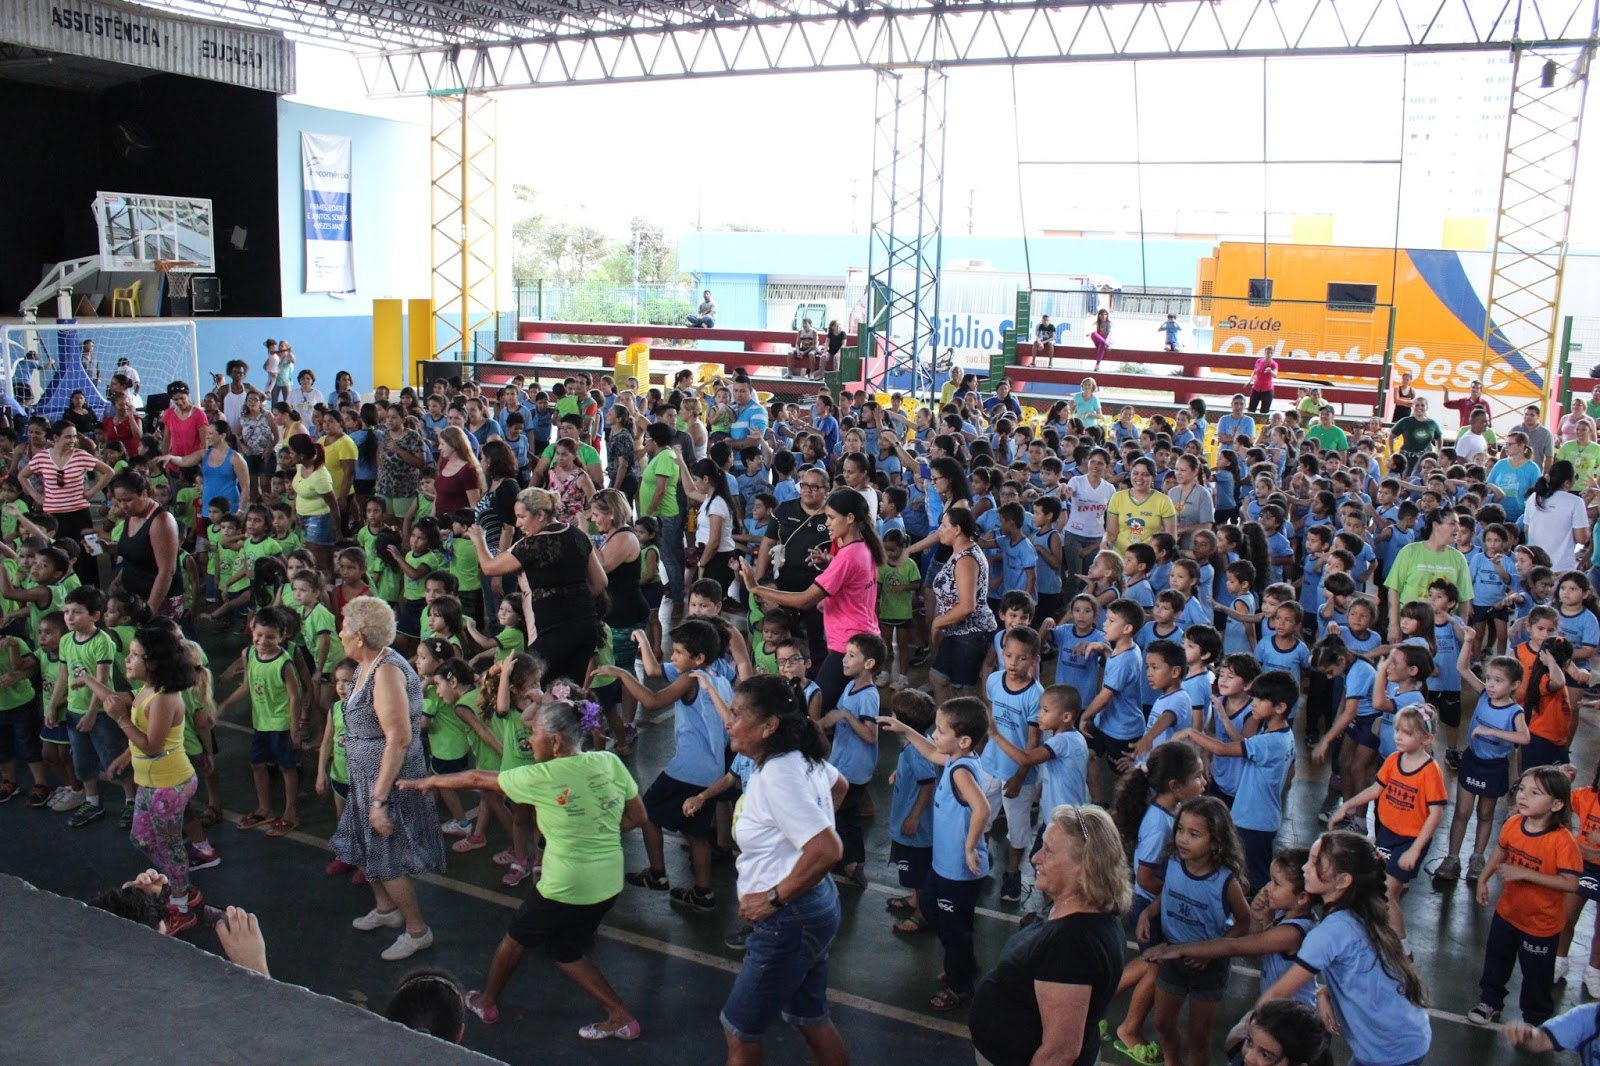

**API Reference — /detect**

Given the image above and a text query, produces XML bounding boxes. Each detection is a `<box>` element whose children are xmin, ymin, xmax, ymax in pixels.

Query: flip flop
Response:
<box><xmin>236</xmin><ymin>812</ymin><xmax>272</xmax><ymax>830</ymax></box>
<box><xmin>1111</xmin><ymin>1038</ymin><xmax>1163</xmax><ymax>1065</ymax></box>
<box><xmin>264</xmin><ymin>818</ymin><xmax>299</xmax><ymax>837</ymax></box>
<box><xmin>465</xmin><ymin>991</ymin><xmax>499</xmax><ymax>1025</ymax></box>
<box><xmin>578</xmin><ymin>1019</ymin><xmax>641</xmax><ymax>1041</ymax></box>
<box><xmin>892</xmin><ymin>914</ymin><xmax>930</xmax><ymax>934</ymax></box>
<box><xmin>885</xmin><ymin>894</ymin><xmax>917</xmax><ymax>915</ymax></box>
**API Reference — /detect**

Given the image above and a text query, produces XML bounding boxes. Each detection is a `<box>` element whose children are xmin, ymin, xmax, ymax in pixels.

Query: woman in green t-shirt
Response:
<box><xmin>399</xmin><ymin>698</ymin><xmax>645</xmax><ymax>1039</ymax></box>
<box><xmin>1388</xmin><ymin>396</ymin><xmax>1443</xmax><ymax>472</ymax></box>
<box><xmin>1384</xmin><ymin>508</ymin><xmax>1473</xmax><ymax>641</ymax></box>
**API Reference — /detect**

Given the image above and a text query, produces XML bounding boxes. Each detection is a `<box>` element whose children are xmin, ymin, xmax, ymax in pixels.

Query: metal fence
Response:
<box><xmin>513</xmin><ymin>281</ymin><xmax>746</xmax><ymax>327</ymax></box>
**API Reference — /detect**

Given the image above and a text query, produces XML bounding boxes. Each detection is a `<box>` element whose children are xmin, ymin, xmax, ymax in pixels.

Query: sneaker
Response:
<box><xmin>501</xmin><ymin>861</ymin><xmax>534</xmax><ymax>888</ymax></box>
<box><xmin>1317</xmin><ymin>808</ymin><xmax>1332</xmax><ymax>824</ymax></box>
<box><xmin>380</xmin><ymin>928</ymin><xmax>434</xmax><ymax>961</ymax></box>
<box><xmin>724</xmin><ymin>925</ymin><xmax>752</xmax><ymax>950</ymax></box>
<box><xmin>910</xmin><ymin>645</ymin><xmax>931</xmax><ymax>667</ymax></box>
<box><xmin>1556</xmin><ymin>955</ymin><xmax>1572</xmax><ymax>984</ymax></box>
<box><xmin>352</xmin><ymin>907</ymin><xmax>406</xmax><ymax>932</ymax></box>
<box><xmin>669</xmin><ymin>886</ymin><xmax>716</xmax><ymax>912</ymax></box>
<box><xmin>119</xmin><ymin>804</ymin><xmax>135</xmax><ymax>828</ymax></box>
<box><xmin>0</xmin><ymin>780</ymin><xmax>16</xmax><ymax>803</ymax></box>
<box><xmin>187</xmin><ymin>844</ymin><xmax>222</xmax><ymax>871</ymax></box>
<box><xmin>465</xmin><ymin>991</ymin><xmax>500</xmax><ymax>1025</ymax></box>
<box><xmin>440</xmin><ymin>818</ymin><xmax>474</xmax><ymax>837</ymax></box>
<box><xmin>50</xmin><ymin>787</ymin><xmax>85</xmax><ymax>812</ymax></box>
<box><xmin>1434</xmin><ymin>856</ymin><xmax>1462</xmax><ymax>881</ymax></box>
<box><xmin>1445</xmin><ymin>749</ymin><xmax>1461</xmax><ymax>772</ymax></box>
<box><xmin>66</xmin><ymin>802</ymin><xmax>107</xmax><ymax>828</ymax></box>
<box><xmin>25</xmin><ymin>785</ymin><xmax>50</xmax><ymax>808</ymax></box>
<box><xmin>625</xmin><ymin>868</ymin><xmax>669</xmax><ymax>891</ymax></box>
<box><xmin>163</xmin><ymin>906</ymin><xmax>201</xmax><ymax>937</ymax></box>
<box><xmin>1467</xmin><ymin>854</ymin><xmax>1487</xmax><ymax>882</ymax></box>
<box><xmin>1000</xmin><ymin>871</ymin><xmax>1023</xmax><ymax>903</ymax></box>
<box><xmin>451</xmin><ymin>833</ymin><xmax>488</xmax><ymax>854</ymax></box>
<box><xmin>1467</xmin><ymin>1002</ymin><xmax>1499</xmax><ymax>1025</ymax></box>
<box><xmin>1585</xmin><ymin>965</ymin><xmax>1600</xmax><ymax>999</ymax></box>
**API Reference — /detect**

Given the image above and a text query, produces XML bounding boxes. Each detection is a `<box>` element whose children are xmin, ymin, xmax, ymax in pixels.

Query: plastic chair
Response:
<box><xmin>111</xmin><ymin>279</ymin><xmax>142</xmax><ymax>318</ymax></box>
<box><xmin>696</xmin><ymin>362</ymin><xmax>722</xmax><ymax>386</ymax></box>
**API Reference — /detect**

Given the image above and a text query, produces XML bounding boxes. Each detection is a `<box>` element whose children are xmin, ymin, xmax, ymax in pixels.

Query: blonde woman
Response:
<box><xmin>1072</xmin><ymin>378</ymin><xmax>1104</xmax><ymax>428</ymax></box>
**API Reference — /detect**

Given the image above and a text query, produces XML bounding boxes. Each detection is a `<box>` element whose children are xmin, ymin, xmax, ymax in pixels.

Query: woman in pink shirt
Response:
<box><xmin>1248</xmin><ymin>346</ymin><xmax>1280</xmax><ymax>414</ymax></box>
<box><xmin>158</xmin><ymin>381</ymin><xmax>208</xmax><ymax>469</ymax></box>
<box><xmin>741</xmin><ymin>487</ymin><xmax>882</xmax><ymax>710</ymax></box>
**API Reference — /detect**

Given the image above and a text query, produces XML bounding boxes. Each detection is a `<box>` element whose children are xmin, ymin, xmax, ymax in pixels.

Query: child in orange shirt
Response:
<box><xmin>1329</xmin><ymin>704</ymin><xmax>1446</xmax><ymax>958</ymax></box>
<box><xmin>1557</xmin><ymin>762</ymin><xmax>1600</xmax><ymax>997</ymax></box>
<box><xmin>1471</xmin><ymin>764</ymin><xmax>1582</xmax><ymax>1026</ymax></box>
<box><xmin>1514</xmin><ymin>607</ymin><xmax>1578</xmax><ymax>769</ymax></box>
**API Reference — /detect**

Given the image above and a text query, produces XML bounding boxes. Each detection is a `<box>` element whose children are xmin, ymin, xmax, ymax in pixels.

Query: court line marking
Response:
<box><xmin>212</xmin><ymin>720</ymin><xmax>1495</xmax><ymax>1036</ymax></box>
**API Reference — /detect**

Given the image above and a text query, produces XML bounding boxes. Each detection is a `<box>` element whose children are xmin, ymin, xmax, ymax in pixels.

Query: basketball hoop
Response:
<box><xmin>156</xmin><ymin>259</ymin><xmax>197</xmax><ymax>300</ymax></box>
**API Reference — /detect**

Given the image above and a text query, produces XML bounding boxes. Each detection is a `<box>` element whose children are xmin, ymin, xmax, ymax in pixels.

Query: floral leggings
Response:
<box><xmin>131</xmin><ymin>776</ymin><xmax>197</xmax><ymax>899</ymax></box>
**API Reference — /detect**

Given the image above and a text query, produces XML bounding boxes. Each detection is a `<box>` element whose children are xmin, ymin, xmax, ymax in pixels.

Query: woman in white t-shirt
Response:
<box><xmin>1523</xmin><ymin>459</ymin><xmax>1593</xmax><ymax>573</ymax></box>
<box><xmin>1061</xmin><ymin>446</ymin><xmax>1116</xmax><ymax>592</ymax></box>
<box><xmin>715</xmin><ymin>673</ymin><xmax>847</xmax><ymax>1061</ymax></box>
<box><xmin>684</xmin><ymin>456</ymin><xmax>739</xmax><ymax>603</ymax></box>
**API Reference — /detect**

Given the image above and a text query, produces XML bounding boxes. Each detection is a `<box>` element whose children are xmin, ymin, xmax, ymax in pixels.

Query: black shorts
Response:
<box><xmin>642</xmin><ymin>584</ymin><xmax>665</xmax><ymax>610</ymax></box>
<box><xmin>1523</xmin><ymin>734</ymin><xmax>1569</xmax><ymax>769</ymax></box>
<box><xmin>331</xmin><ymin>779</ymin><xmax>350</xmax><ymax>799</ymax></box>
<box><xmin>890</xmin><ymin>841</ymin><xmax>932</xmax><ymax>890</ymax></box>
<box><xmin>1088</xmin><ymin>731</ymin><xmax>1136</xmax><ymax>764</ymax></box>
<box><xmin>1156</xmin><ymin>956</ymin><xmax>1231</xmax><ymax>1001</ymax></box>
<box><xmin>1032</xmin><ymin>594</ymin><xmax>1064</xmax><ymax>628</ymax></box>
<box><xmin>1469</xmin><ymin>604</ymin><xmax>1510</xmax><ymax>626</ymax></box>
<box><xmin>1430</xmin><ymin>690</ymin><xmax>1462</xmax><ymax>729</ymax></box>
<box><xmin>1375</xmin><ymin>821</ymin><xmax>1422</xmax><ymax>885</ymax></box>
<box><xmin>643</xmin><ymin>772</ymin><xmax>717</xmax><ymax>839</ymax></box>
<box><xmin>249</xmin><ymin>729</ymin><xmax>298</xmax><ymax>770</ymax></box>
<box><xmin>1580</xmin><ymin>863</ymin><xmax>1600</xmax><ymax>904</ymax></box>
<box><xmin>507</xmin><ymin>885</ymin><xmax>615</xmax><ymax>962</ymax></box>
<box><xmin>431</xmin><ymin>753</ymin><xmax>470</xmax><ymax>775</ymax></box>
<box><xmin>355</xmin><ymin>478</ymin><xmax>377</xmax><ymax>496</ymax></box>
<box><xmin>1347</xmin><ymin>714</ymin><xmax>1380</xmax><ymax>751</ymax></box>
<box><xmin>1458</xmin><ymin>748</ymin><xmax>1511</xmax><ymax>798</ymax></box>
<box><xmin>932</xmin><ymin>630</ymin><xmax>990</xmax><ymax>689</ymax></box>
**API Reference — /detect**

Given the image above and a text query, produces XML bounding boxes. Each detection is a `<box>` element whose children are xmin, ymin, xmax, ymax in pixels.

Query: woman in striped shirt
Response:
<box><xmin>25</xmin><ymin>421</ymin><xmax>114</xmax><ymax>584</ymax></box>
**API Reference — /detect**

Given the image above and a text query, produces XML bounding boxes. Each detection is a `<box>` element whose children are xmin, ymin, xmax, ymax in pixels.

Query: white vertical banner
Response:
<box><xmin>301</xmin><ymin>132</ymin><xmax>355</xmax><ymax>293</ymax></box>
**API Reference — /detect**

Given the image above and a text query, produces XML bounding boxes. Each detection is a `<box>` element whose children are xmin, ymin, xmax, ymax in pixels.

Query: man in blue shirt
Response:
<box><xmin>728</xmin><ymin>380</ymin><xmax>768</xmax><ymax>446</ymax></box>
<box><xmin>1216</xmin><ymin>394</ymin><xmax>1258</xmax><ymax>453</ymax></box>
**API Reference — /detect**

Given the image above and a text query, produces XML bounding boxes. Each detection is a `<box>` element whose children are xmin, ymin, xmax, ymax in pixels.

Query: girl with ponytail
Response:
<box><xmin>1259</xmin><ymin>830</ymin><xmax>1432</xmax><ymax>1066</ymax></box>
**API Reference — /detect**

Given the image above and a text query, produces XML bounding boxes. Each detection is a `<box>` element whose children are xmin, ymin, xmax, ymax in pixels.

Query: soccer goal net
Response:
<box><xmin>0</xmin><ymin>320</ymin><xmax>199</xmax><ymax>421</ymax></box>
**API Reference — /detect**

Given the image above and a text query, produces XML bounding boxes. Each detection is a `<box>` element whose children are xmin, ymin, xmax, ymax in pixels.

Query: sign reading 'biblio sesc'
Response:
<box><xmin>0</xmin><ymin>0</ymin><xmax>295</xmax><ymax>94</ymax></box>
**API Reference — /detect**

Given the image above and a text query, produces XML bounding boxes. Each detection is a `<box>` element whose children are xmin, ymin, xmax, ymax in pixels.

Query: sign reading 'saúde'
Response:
<box><xmin>0</xmin><ymin>0</ymin><xmax>294</xmax><ymax>94</ymax></box>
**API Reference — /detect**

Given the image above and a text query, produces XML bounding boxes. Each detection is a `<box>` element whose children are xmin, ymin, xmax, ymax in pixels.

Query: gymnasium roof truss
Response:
<box><xmin>137</xmin><ymin>0</ymin><xmax>1600</xmax><ymax>95</ymax></box>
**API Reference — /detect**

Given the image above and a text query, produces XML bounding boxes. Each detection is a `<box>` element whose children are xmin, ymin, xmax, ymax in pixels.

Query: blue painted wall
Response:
<box><xmin>275</xmin><ymin>100</ymin><xmax>429</xmax><ymax>319</ymax></box>
<box><xmin>195</xmin><ymin>315</ymin><xmax>375</xmax><ymax>393</ymax></box>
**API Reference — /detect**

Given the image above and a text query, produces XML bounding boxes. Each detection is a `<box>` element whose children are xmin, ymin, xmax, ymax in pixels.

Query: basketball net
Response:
<box><xmin>156</xmin><ymin>259</ymin><xmax>196</xmax><ymax>298</ymax></box>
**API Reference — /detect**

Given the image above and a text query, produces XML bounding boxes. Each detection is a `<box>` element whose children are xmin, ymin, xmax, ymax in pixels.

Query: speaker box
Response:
<box><xmin>192</xmin><ymin>277</ymin><xmax>221</xmax><ymax>314</ymax></box>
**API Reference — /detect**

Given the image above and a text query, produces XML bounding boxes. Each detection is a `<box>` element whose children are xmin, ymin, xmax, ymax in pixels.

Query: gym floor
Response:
<box><xmin>0</xmin><ymin>625</ymin><xmax>1587</xmax><ymax>1064</ymax></box>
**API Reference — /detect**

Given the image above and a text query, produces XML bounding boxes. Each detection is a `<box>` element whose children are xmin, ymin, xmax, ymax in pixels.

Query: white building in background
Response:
<box><xmin>1399</xmin><ymin>53</ymin><xmax>1512</xmax><ymax>248</ymax></box>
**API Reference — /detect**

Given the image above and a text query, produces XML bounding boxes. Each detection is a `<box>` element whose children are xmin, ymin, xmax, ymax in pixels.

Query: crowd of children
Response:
<box><xmin>11</xmin><ymin>358</ymin><xmax>1600</xmax><ymax>1064</ymax></box>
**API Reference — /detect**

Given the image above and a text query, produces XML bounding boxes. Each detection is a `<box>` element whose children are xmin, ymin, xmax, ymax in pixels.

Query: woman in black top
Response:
<box><xmin>826</xmin><ymin>319</ymin><xmax>846</xmax><ymax>370</ymax></box>
<box><xmin>61</xmin><ymin>391</ymin><xmax>100</xmax><ymax>435</ymax></box>
<box><xmin>108</xmin><ymin>470</ymin><xmax>184</xmax><ymax>620</ymax></box>
<box><xmin>970</xmin><ymin>805</ymin><xmax>1129</xmax><ymax>1066</ymax></box>
<box><xmin>474</xmin><ymin>439</ymin><xmax>521</xmax><ymax>622</ymax></box>
<box><xmin>591</xmin><ymin>488</ymin><xmax>647</xmax><ymax>752</ymax></box>
<box><xmin>469</xmin><ymin>487</ymin><xmax>607</xmax><ymax>684</ymax></box>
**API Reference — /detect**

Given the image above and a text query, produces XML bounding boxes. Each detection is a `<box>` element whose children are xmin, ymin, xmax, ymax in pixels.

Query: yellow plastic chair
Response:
<box><xmin>111</xmin><ymin>279</ymin><xmax>142</xmax><ymax>318</ymax></box>
<box><xmin>696</xmin><ymin>362</ymin><xmax>723</xmax><ymax>386</ymax></box>
<box><xmin>755</xmin><ymin>391</ymin><xmax>773</xmax><ymax>406</ymax></box>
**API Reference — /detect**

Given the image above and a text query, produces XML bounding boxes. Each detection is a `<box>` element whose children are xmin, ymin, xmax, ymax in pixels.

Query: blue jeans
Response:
<box><xmin>687</xmin><ymin>314</ymin><xmax>716</xmax><ymax>328</ymax></box>
<box><xmin>721</xmin><ymin>879</ymin><xmax>840</xmax><ymax>1040</ymax></box>
<box><xmin>65</xmin><ymin>711</ymin><xmax>128</xmax><ymax>783</ymax></box>
<box><xmin>657</xmin><ymin>512</ymin><xmax>686</xmax><ymax>603</ymax></box>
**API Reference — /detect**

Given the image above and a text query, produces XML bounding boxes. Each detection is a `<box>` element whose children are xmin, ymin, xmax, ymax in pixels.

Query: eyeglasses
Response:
<box><xmin>776</xmin><ymin>655</ymin><xmax>808</xmax><ymax>666</ymax></box>
<box><xmin>56</xmin><ymin>471</ymin><xmax>64</xmax><ymax>488</ymax></box>
<box><xmin>799</xmin><ymin>482</ymin><xmax>826</xmax><ymax>491</ymax></box>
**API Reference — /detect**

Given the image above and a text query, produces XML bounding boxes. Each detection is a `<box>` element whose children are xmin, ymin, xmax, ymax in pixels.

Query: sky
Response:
<box><xmin>290</xmin><ymin>42</ymin><xmax>1600</xmax><ymax>250</ymax></box>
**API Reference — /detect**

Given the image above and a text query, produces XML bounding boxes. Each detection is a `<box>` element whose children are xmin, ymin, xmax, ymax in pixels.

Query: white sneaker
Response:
<box><xmin>50</xmin><ymin>787</ymin><xmax>85</xmax><ymax>812</ymax></box>
<box><xmin>381</xmin><ymin>927</ymin><xmax>434</xmax><ymax>961</ymax></box>
<box><xmin>1556</xmin><ymin>955</ymin><xmax>1571</xmax><ymax>983</ymax></box>
<box><xmin>1586</xmin><ymin>965</ymin><xmax>1600</xmax><ymax>999</ymax></box>
<box><xmin>440</xmin><ymin>818</ymin><xmax>474</xmax><ymax>837</ymax></box>
<box><xmin>351</xmin><ymin>907</ymin><xmax>406</xmax><ymax>932</ymax></box>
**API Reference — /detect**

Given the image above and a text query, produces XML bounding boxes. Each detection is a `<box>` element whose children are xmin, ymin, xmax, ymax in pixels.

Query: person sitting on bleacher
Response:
<box><xmin>982</xmin><ymin>378</ymin><xmax>1022</xmax><ymax>421</ymax></box>
<box><xmin>687</xmin><ymin>290</ymin><xmax>716</xmax><ymax>328</ymax></box>
<box><xmin>791</xmin><ymin>318</ymin><xmax>820</xmax><ymax>379</ymax></box>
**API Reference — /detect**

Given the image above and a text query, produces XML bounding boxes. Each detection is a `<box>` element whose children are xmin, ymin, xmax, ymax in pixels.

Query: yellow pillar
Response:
<box><xmin>408</xmin><ymin>298</ymin><xmax>435</xmax><ymax>388</ymax></box>
<box><xmin>372</xmin><ymin>299</ymin><xmax>403</xmax><ymax>391</ymax></box>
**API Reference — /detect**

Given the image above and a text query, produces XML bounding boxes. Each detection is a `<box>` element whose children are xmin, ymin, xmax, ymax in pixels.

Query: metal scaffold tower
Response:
<box><xmin>862</xmin><ymin>64</ymin><xmax>946</xmax><ymax>398</ymax></box>
<box><xmin>1479</xmin><ymin>30</ymin><xmax>1597</xmax><ymax>413</ymax></box>
<box><xmin>430</xmin><ymin>90</ymin><xmax>499</xmax><ymax>362</ymax></box>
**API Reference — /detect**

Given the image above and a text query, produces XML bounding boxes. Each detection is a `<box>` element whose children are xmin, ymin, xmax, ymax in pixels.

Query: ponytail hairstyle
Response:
<box><xmin>1390</xmin><ymin>643</ymin><xmax>1434</xmax><ymax>690</ymax></box>
<box><xmin>735</xmin><ymin>673</ymin><xmax>828</xmax><ymax>766</ymax></box>
<box><xmin>1246</xmin><ymin>1000</ymin><xmax>1335</xmax><ymax>1066</ymax></box>
<box><xmin>1524</xmin><ymin>632</ymin><xmax>1574</xmax><ymax>717</ymax></box>
<box><xmin>250</xmin><ymin>556</ymin><xmax>288</xmax><ymax>611</ymax></box>
<box><xmin>1531</xmin><ymin>459</ymin><xmax>1577</xmax><ymax>510</ymax></box>
<box><xmin>1310</xmin><ymin>635</ymin><xmax>1353</xmax><ymax>674</ymax></box>
<box><xmin>1237</xmin><ymin>522</ymin><xmax>1272</xmax><ymax>593</ymax></box>
<box><xmin>1311</xmin><ymin>830</ymin><xmax>1426</xmax><ymax>1006</ymax></box>
<box><xmin>1111</xmin><ymin>740</ymin><xmax>1204</xmax><ymax>859</ymax></box>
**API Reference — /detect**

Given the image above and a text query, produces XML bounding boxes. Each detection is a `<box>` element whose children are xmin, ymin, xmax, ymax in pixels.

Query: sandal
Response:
<box><xmin>451</xmin><ymin>834</ymin><xmax>487</xmax><ymax>853</ymax></box>
<box><xmin>1111</xmin><ymin>1038</ymin><xmax>1163</xmax><ymax>1065</ymax></box>
<box><xmin>492</xmin><ymin>848</ymin><xmax>520</xmax><ymax>867</ymax></box>
<box><xmin>885</xmin><ymin>894</ymin><xmax>917</xmax><ymax>915</ymax></box>
<box><xmin>237</xmin><ymin>812</ymin><xmax>272</xmax><ymax>830</ymax></box>
<box><xmin>0</xmin><ymin>781</ymin><xmax>17</xmax><ymax>803</ymax></box>
<box><xmin>578</xmin><ymin>1018</ymin><xmax>641</xmax><ymax>1041</ymax></box>
<box><xmin>264</xmin><ymin>818</ymin><xmax>299</xmax><ymax>837</ymax></box>
<box><xmin>465</xmin><ymin>991</ymin><xmax>500</xmax><ymax>1025</ymax></box>
<box><xmin>929</xmin><ymin>987</ymin><xmax>971</xmax><ymax>1012</ymax></box>
<box><xmin>892</xmin><ymin>913</ymin><xmax>930</xmax><ymax>934</ymax></box>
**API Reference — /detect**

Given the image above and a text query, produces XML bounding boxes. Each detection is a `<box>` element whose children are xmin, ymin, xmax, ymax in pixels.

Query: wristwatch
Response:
<box><xmin>766</xmin><ymin>887</ymin><xmax>785</xmax><ymax>909</ymax></box>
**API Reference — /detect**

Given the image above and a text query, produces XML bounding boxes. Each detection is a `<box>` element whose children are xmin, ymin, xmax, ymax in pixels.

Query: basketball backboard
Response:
<box><xmin>94</xmin><ymin>192</ymin><xmax>215</xmax><ymax>273</ymax></box>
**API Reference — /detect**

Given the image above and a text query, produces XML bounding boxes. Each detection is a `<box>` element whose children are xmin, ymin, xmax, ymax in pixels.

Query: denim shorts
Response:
<box><xmin>301</xmin><ymin>512</ymin><xmax>335</xmax><ymax>546</ymax></box>
<box><xmin>721</xmin><ymin>878</ymin><xmax>841</xmax><ymax>1041</ymax></box>
<box><xmin>931</xmin><ymin>630</ymin><xmax>990</xmax><ymax>688</ymax></box>
<box><xmin>66</xmin><ymin>711</ymin><xmax>128</xmax><ymax>782</ymax></box>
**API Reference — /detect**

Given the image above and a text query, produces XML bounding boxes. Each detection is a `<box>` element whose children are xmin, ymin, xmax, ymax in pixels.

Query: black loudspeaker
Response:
<box><xmin>192</xmin><ymin>277</ymin><xmax>221</xmax><ymax>313</ymax></box>
<box><xmin>420</xmin><ymin>360</ymin><xmax>463</xmax><ymax>391</ymax></box>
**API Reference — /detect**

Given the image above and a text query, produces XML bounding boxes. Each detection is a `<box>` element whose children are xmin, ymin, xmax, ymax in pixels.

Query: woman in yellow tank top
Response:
<box><xmin>85</xmin><ymin>622</ymin><xmax>204</xmax><ymax>935</ymax></box>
